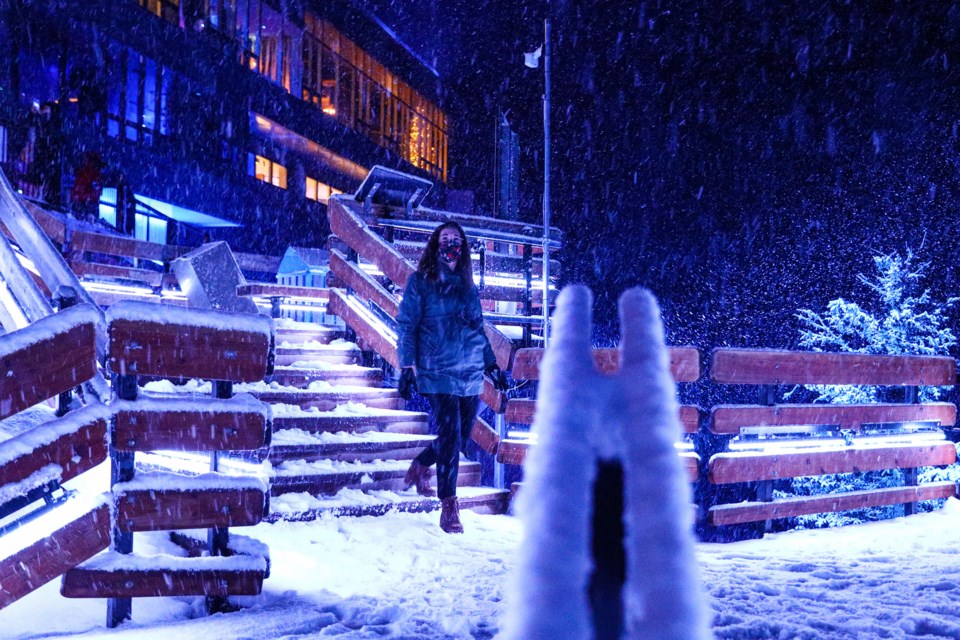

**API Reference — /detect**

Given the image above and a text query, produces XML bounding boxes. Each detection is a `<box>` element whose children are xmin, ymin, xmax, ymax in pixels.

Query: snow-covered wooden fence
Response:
<box><xmin>704</xmin><ymin>348</ymin><xmax>958</xmax><ymax>529</ymax></box>
<box><xmin>60</xmin><ymin>301</ymin><xmax>274</xmax><ymax>627</ymax></box>
<box><xmin>0</xmin><ymin>304</ymin><xmax>111</xmax><ymax>609</ymax></box>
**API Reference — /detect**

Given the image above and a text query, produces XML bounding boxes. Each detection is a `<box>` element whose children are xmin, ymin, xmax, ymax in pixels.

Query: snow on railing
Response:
<box><xmin>503</xmin><ymin>286</ymin><xmax>710</xmax><ymax>640</ymax></box>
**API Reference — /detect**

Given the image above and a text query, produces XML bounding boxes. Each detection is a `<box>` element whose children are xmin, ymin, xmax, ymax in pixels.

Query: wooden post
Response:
<box><xmin>53</xmin><ymin>286</ymin><xmax>78</xmax><ymax>417</ymax></box>
<box><xmin>522</xmin><ymin>243</ymin><xmax>532</xmax><ymax>346</ymax></box>
<box><xmin>207</xmin><ymin>379</ymin><xmax>233</xmax><ymax>614</ymax></box>
<box><xmin>904</xmin><ymin>384</ymin><xmax>920</xmax><ymax>516</ymax></box>
<box><xmin>107</xmin><ymin>373</ymin><xmax>137</xmax><ymax>628</ymax></box>
<box><xmin>589</xmin><ymin>459</ymin><xmax>624</xmax><ymax>640</ymax></box>
<box><xmin>493</xmin><ymin>413</ymin><xmax>506</xmax><ymax>489</ymax></box>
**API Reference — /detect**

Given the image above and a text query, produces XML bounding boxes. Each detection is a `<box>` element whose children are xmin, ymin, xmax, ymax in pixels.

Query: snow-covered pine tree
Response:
<box><xmin>788</xmin><ymin>248</ymin><xmax>959</xmax><ymax>527</ymax></box>
<box><xmin>796</xmin><ymin>248</ymin><xmax>958</xmax><ymax>403</ymax></box>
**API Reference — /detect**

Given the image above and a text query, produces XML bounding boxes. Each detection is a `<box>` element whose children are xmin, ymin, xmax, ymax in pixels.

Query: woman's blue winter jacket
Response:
<box><xmin>396</xmin><ymin>266</ymin><xmax>496</xmax><ymax>396</ymax></box>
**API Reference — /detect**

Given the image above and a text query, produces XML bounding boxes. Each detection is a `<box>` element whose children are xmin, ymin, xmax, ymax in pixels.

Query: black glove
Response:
<box><xmin>398</xmin><ymin>367</ymin><xmax>417</xmax><ymax>401</ymax></box>
<box><xmin>485</xmin><ymin>364</ymin><xmax>509</xmax><ymax>392</ymax></box>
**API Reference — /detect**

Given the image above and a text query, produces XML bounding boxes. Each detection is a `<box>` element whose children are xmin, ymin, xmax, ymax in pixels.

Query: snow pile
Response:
<box><xmin>504</xmin><ymin>286</ymin><xmax>709</xmax><ymax>640</ymax></box>
<box><xmin>277</xmin><ymin>338</ymin><xmax>358</xmax><ymax>351</ymax></box>
<box><xmin>112</xmin><ymin>470</ymin><xmax>269</xmax><ymax>493</ymax></box>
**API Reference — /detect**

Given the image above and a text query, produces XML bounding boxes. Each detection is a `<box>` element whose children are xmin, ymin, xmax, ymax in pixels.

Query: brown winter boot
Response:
<box><xmin>440</xmin><ymin>496</ymin><xmax>464</xmax><ymax>534</ymax></box>
<box><xmin>403</xmin><ymin>460</ymin><xmax>436</xmax><ymax>497</ymax></box>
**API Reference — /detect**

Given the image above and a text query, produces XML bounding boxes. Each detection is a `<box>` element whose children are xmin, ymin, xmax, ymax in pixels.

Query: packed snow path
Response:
<box><xmin>6</xmin><ymin>501</ymin><xmax>960</xmax><ymax>638</ymax></box>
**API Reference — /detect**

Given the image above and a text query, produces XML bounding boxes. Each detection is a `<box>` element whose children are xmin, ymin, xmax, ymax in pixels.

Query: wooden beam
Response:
<box><xmin>0</xmin><ymin>409</ymin><xmax>108</xmax><ymax>488</ymax></box>
<box><xmin>482</xmin><ymin>378</ymin><xmax>507</xmax><ymax>414</ymax></box>
<box><xmin>0</xmin><ymin>503</ymin><xmax>110</xmax><ymax>609</ymax></box>
<box><xmin>70</xmin><ymin>230</ymin><xmax>188</xmax><ymax>262</ymax></box>
<box><xmin>329</xmin><ymin>249</ymin><xmax>399</xmax><ymax>317</ymax></box>
<box><xmin>234</xmin><ymin>252</ymin><xmax>281</xmax><ymax>275</ymax></box>
<box><xmin>496</xmin><ymin>439</ymin><xmax>530</xmax><ymax>465</ymax></box>
<box><xmin>680</xmin><ymin>452</ymin><xmax>700</xmax><ymax>482</ymax></box>
<box><xmin>114</xmin><ymin>487</ymin><xmax>268</xmax><ymax>532</ymax></box>
<box><xmin>112</xmin><ymin>403</ymin><xmax>270</xmax><ymax>452</ymax></box>
<box><xmin>511</xmin><ymin>346</ymin><xmax>701</xmax><ymax>382</ymax></box>
<box><xmin>107</xmin><ymin>304</ymin><xmax>272</xmax><ymax>382</ymax></box>
<box><xmin>22</xmin><ymin>200</ymin><xmax>67</xmax><ymax>244</ymax></box>
<box><xmin>61</xmin><ymin>560</ymin><xmax>265</xmax><ymax>598</ymax></box>
<box><xmin>236</xmin><ymin>283</ymin><xmax>330</xmax><ymax>300</ymax></box>
<box><xmin>69</xmin><ymin>260</ymin><xmax>171</xmax><ymax>288</ymax></box>
<box><xmin>470</xmin><ymin>416</ymin><xmax>500</xmax><ymax>455</ymax></box>
<box><xmin>0</xmin><ymin>305</ymin><xmax>98</xmax><ymax>420</ymax></box>
<box><xmin>708</xmin><ymin>441</ymin><xmax>957</xmax><ymax>485</ymax></box>
<box><xmin>328</xmin><ymin>198</ymin><xmax>415</xmax><ymax>290</ymax></box>
<box><xmin>505</xmin><ymin>398</ymin><xmax>699</xmax><ymax>433</ymax></box>
<box><xmin>709</xmin><ymin>481</ymin><xmax>957</xmax><ymax>526</ymax></box>
<box><xmin>711</xmin><ymin>349</ymin><xmax>956</xmax><ymax>386</ymax></box>
<box><xmin>710</xmin><ymin>402</ymin><xmax>958</xmax><ymax>435</ymax></box>
<box><xmin>326</xmin><ymin>289</ymin><xmax>399</xmax><ymax>369</ymax></box>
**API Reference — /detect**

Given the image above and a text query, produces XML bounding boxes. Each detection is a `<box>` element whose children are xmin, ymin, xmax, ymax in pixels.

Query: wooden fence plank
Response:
<box><xmin>710</xmin><ymin>402</ymin><xmax>957</xmax><ymax>435</ymax></box>
<box><xmin>0</xmin><ymin>503</ymin><xmax>110</xmax><ymax>609</ymax></box>
<box><xmin>709</xmin><ymin>481</ymin><xmax>957</xmax><ymax>526</ymax></box>
<box><xmin>0</xmin><ymin>306</ymin><xmax>98</xmax><ymax>420</ymax></box>
<box><xmin>511</xmin><ymin>346</ymin><xmax>701</xmax><ymax>382</ymax></box>
<box><xmin>329</xmin><ymin>249</ymin><xmax>399</xmax><ymax>317</ymax></box>
<box><xmin>70</xmin><ymin>230</ymin><xmax>188</xmax><ymax>262</ymax></box>
<box><xmin>236</xmin><ymin>283</ymin><xmax>330</xmax><ymax>300</ymax></box>
<box><xmin>708</xmin><ymin>441</ymin><xmax>957</xmax><ymax>485</ymax></box>
<box><xmin>505</xmin><ymin>398</ymin><xmax>699</xmax><ymax>433</ymax></box>
<box><xmin>711</xmin><ymin>349</ymin><xmax>956</xmax><ymax>386</ymax></box>
<box><xmin>0</xmin><ymin>410</ymin><xmax>108</xmax><ymax>488</ymax></box>
<box><xmin>470</xmin><ymin>416</ymin><xmax>500</xmax><ymax>455</ymax></box>
<box><xmin>61</xmin><ymin>562</ymin><xmax>264</xmax><ymax>598</ymax></box>
<box><xmin>112</xmin><ymin>404</ymin><xmax>270</xmax><ymax>452</ymax></box>
<box><xmin>106</xmin><ymin>303</ymin><xmax>272</xmax><ymax>382</ymax></box>
<box><xmin>114</xmin><ymin>487</ymin><xmax>268</xmax><ymax>532</ymax></box>
<box><xmin>327</xmin><ymin>290</ymin><xmax>398</xmax><ymax>369</ymax></box>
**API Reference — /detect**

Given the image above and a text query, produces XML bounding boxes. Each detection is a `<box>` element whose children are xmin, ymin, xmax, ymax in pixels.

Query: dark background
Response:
<box><xmin>368</xmin><ymin>0</ymin><xmax>960</xmax><ymax>355</ymax></box>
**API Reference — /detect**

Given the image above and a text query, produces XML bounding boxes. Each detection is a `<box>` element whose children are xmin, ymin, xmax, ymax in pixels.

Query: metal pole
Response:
<box><xmin>542</xmin><ymin>18</ymin><xmax>552</xmax><ymax>348</ymax></box>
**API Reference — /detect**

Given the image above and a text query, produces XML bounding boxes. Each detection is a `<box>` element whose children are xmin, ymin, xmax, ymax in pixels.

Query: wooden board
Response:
<box><xmin>482</xmin><ymin>378</ymin><xmax>507</xmax><ymax>414</ymax></box>
<box><xmin>112</xmin><ymin>405</ymin><xmax>270</xmax><ymax>452</ymax></box>
<box><xmin>108</xmin><ymin>318</ymin><xmax>271</xmax><ymax>382</ymax></box>
<box><xmin>511</xmin><ymin>346</ymin><xmax>701</xmax><ymax>382</ymax></box>
<box><xmin>710</xmin><ymin>402</ymin><xmax>957</xmax><ymax>435</ymax></box>
<box><xmin>505</xmin><ymin>398</ymin><xmax>699</xmax><ymax>433</ymax></box>
<box><xmin>0</xmin><ymin>411</ymin><xmax>108</xmax><ymax>488</ymax></box>
<box><xmin>70</xmin><ymin>230</ymin><xmax>188</xmax><ymax>262</ymax></box>
<box><xmin>234</xmin><ymin>252</ymin><xmax>282</xmax><ymax>275</ymax></box>
<box><xmin>115</xmin><ymin>487</ymin><xmax>268</xmax><ymax>532</ymax></box>
<box><xmin>23</xmin><ymin>200</ymin><xmax>67</xmax><ymax>244</ymax></box>
<box><xmin>709</xmin><ymin>481</ymin><xmax>957</xmax><ymax>526</ymax></box>
<box><xmin>470</xmin><ymin>416</ymin><xmax>500</xmax><ymax>455</ymax></box>
<box><xmin>272</xmin><ymin>412</ymin><xmax>428</xmax><ymax>434</ymax></box>
<box><xmin>328</xmin><ymin>198</ymin><xmax>415</xmax><ymax>290</ymax></box>
<box><xmin>0</xmin><ymin>504</ymin><xmax>110</xmax><ymax>609</ymax></box>
<box><xmin>327</xmin><ymin>289</ymin><xmax>399</xmax><ymax>369</ymax></box>
<box><xmin>0</xmin><ymin>309</ymin><xmax>98</xmax><ymax>420</ymax></box>
<box><xmin>496</xmin><ymin>439</ymin><xmax>530</xmax><ymax>465</ymax></box>
<box><xmin>236</xmin><ymin>283</ymin><xmax>330</xmax><ymax>300</ymax></box>
<box><xmin>69</xmin><ymin>260</ymin><xmax>177</xmax><ymax>289</ymax></box>
<box><xmin>708</xmin><ymin>441</ymin><xmax>958</xmax><ymax>485</ymax></box>
<box><xmin>61</xmin><ymin>563</ymin><xmax>264</xmax><ymax>598</ymax></box>
<box><xmin>711</xmin><ymin>349</ymin><xmax>956</xmax><ymax>386</ymax></box>
<box><xmin>680</xmin><ymin>451</ymin><xmax>700</xmax><ymax>482</ymax></box>
<box><xmin>329</xmin><ymin>249</ymin><xmax>399</xmax><ymax>317</ymax></box>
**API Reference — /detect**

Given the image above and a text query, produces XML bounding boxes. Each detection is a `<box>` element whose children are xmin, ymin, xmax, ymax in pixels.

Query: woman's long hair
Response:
<box><xmin>418</xmin><ymin>221</ymin><xmax>474</xmax><ymax>282</ymax></box>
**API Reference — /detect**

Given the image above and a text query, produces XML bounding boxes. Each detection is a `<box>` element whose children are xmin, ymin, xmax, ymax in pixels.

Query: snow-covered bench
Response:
<box><xmin>705</xmin><ymin>348</ymin><xmax>958</xmax><ymax>530</ymax></box>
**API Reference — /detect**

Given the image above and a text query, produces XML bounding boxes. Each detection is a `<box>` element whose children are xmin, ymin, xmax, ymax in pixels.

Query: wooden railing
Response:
<box><xmin>62</xmin><ymin>301</ymin><xmax>274</xmax><ymax>626</ymax></box>
<box><xmin>0</xmin><ymin>304</ymin><xmax>111</xmax><ymax>610</ymax></box>
<box><xmin>705</xmin><ymin>349</ymin><xmax>958</xmax><ymax>529</ymax></box>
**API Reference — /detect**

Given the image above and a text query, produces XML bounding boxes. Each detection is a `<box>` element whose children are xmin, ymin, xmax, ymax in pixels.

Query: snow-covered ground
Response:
<box><xmin>6</xmin><ymin>500</ymin><xmax>960</xmax><ymax>638</ymax></box>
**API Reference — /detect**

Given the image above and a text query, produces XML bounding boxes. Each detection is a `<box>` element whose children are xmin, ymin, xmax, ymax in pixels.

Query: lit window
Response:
<box><xmin>305</xmin><ymin>177</ymin><xmax>334</xmax><ymax>203</ymax></box>
<box><xmin>250</xmin><ymin>153</ymin><xmax>288</xmax><ymax>189</ymax></box>
<box><xmin>0</xmin><ymin>125</ymin><xmax>6</xmax><ymax>163</ymax></box>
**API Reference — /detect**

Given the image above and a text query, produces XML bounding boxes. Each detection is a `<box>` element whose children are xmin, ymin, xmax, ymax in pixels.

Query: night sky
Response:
<box><xmin>370</xmin><ymin>1</ymin><xmax>960</xmax><ymax>353</ymax></box>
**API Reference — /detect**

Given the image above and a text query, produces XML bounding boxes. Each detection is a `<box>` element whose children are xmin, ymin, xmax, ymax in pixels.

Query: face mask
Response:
<box><xmin>438</xmin><ymin>237</ymin><xmax>462</xmax><ymax>264</ymax></box>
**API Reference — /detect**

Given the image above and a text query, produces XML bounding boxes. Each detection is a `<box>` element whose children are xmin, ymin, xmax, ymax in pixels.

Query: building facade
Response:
<box><xmin>0</xmin><ymin>0</ymin><xmax>447</xmax><ymax>253</ymax></box>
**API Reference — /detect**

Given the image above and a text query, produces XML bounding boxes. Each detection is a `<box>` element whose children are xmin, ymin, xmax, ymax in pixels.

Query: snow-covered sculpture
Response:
<box><xmin>503</xmin><ymin>285</ymin><xmax>710</xmax><ymax>640</ymax></box>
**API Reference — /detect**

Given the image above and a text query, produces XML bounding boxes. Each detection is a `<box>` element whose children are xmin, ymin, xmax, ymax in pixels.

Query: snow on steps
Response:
<box><xmin>266</xmin><ymin>364</ymin><xmax>383</xmax><ymax>388</ymax></box>
<box><xmin>142</xmin><ymin>379</ymin><xmax>403</xmax><ymax>411</ymax></box>
<box><xmin>269</xmin><ymin>429</ymin><xmax>436</xmax><ymax>463</ymax></box>
<box><xmin>274</xmin><ymin>339</ymin><xmax>361</xmax><ymax>366</ymax></box>
<box><xmin>266</xmin><ymin>485</ymin><xmax>511</xmax><ymax>522</ymax></box>
<box><xmin>270</xmin><ymin>402</ymin><xmax>429</xmax><ymax>435</ymax></box>
<box><xmin>269</xmin><ymin>458</ymin><xmax>482</xmax><ymax>496</ymax></box>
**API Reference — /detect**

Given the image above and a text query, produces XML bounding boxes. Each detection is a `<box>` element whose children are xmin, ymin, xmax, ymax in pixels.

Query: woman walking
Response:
<box><xmin>396</xmin><ymin>221</ymin><xmax>508</xmax><ymax>533</ymax></box>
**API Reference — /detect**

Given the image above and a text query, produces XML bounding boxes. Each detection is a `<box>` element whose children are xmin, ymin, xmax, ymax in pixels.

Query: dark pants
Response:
<box><xmin>415</xmin><ymin>394</ymin><xmax>481</xmax><ymax>500</ymax></box>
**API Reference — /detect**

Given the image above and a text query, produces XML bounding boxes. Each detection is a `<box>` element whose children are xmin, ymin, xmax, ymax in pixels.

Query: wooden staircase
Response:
<box><xmin>255</xmin><ymin>320</ymin><xmax>511</xmax><ymax>522</ymax></box>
